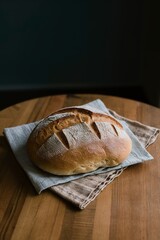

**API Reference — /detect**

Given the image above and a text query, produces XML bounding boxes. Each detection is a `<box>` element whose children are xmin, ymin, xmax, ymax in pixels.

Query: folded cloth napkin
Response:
<box><xmin>3</xmin><ymin>99</ymin><xmax>160</xmax><ymax>209</ymax></box>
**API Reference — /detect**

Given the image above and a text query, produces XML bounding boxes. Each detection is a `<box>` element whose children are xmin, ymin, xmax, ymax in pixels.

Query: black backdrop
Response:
<box><xmin>0</xmin><ymin>0</ymin><xmax>159</xmax><ymax>106</ymax></box>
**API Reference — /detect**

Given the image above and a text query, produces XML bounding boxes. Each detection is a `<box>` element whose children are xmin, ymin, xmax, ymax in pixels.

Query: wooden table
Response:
<box><xmin>0</xmin><ymin>93</ymin><xmax>160</xmax><ymax>240</ymax></box>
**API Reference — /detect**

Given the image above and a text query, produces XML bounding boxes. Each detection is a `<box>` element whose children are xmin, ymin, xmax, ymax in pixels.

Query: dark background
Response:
<box><xmin>0</xmin><ymin>0</ymin><xmax>159</xmax><ymax>109</ymax></box>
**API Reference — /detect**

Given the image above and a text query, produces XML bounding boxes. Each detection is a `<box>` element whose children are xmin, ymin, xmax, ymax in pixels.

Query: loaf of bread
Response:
<box><xmin>27</xmin><ymin>106</ymin><xmax>132</xmax><ymax>175</ymax></box>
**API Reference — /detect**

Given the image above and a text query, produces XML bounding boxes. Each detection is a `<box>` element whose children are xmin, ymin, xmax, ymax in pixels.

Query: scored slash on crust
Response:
<box><xmin>34</xmin><ymin>108</ymin><xmax>122</xmax><ymax>147</ymax></box>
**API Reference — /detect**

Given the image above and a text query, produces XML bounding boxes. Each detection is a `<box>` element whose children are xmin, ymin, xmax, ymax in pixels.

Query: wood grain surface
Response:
<box><xmin>0</xmin><ymin>93</ymin><xmax>160</xmax><ymax>240</ymax></box>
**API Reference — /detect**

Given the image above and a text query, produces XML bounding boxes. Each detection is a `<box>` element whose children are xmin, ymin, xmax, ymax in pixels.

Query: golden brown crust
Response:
<box><xmin>27</xmin><ymin>106</ymin><xmax>132</xmax><ymax>175</ymax></box>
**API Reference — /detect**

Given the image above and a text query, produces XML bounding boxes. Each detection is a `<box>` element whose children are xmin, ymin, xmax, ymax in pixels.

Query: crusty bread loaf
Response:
<box><xmin>27</xmin><ymin>106</ymin><xmax>132</xmax><ymax>175</ymax></box>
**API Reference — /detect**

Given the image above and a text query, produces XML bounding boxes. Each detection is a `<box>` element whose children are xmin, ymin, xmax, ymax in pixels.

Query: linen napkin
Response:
<box><xmin>3</xmin><ymin>99</ymin><xmax>160</xmax><ymax>209</ymax></box>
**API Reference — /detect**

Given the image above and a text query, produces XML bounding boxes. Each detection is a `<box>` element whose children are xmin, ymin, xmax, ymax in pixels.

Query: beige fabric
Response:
<box><xmin>3</xmin><ymin>100</ymin><xmax>160</xmax><ymax>209</ymax></box>
<box><xmin>50</xmin><ymin>109</ymin><xmax>160</xmax><ymax>209</ymax></box>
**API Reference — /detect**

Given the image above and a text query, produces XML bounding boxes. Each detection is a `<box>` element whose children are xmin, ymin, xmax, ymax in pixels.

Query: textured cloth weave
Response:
<box><xmin>3</xmin><ymin>99</ymin><xmax>159</xmax><ymax>209</ymax></box>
